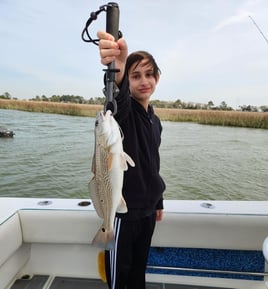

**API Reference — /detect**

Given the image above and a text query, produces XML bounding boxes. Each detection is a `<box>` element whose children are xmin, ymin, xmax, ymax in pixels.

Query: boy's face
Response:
<box><xmin>128</xmin><ymin>59</ymin><xmax>159</xmax><ymax>107</ymax></box>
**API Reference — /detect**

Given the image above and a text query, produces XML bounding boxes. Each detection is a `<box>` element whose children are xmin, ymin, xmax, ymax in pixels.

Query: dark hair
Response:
<box><xmin>125</xmin><ymin>51</ymin><xmax>161</xmax><ymax>80</ymax></box>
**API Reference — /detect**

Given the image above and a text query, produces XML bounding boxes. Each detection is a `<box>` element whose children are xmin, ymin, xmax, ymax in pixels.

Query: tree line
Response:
<box><xmin>1</xmin><ymin>92</ymin><xmax>267</xmax><ymax>112</ymax></box>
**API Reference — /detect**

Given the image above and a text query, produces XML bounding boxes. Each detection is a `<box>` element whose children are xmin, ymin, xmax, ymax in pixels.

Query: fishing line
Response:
<box><xmin>248</xmin><ymin>15</ymin><xmax>268</xmax><ymax>46</ymax></box>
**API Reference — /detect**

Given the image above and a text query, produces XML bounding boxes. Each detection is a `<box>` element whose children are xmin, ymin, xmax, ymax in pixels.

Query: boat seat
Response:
<box><xmin>0</xmin><ymin>213</ymin><xmax>22</xmax><ymax>266</ymax></box>
<box><xmin>17</xmin><ymin>208</ymin><xmax>268</xmax><ymax>250</ymax></box>
<box><xmin>18</xmin><ymin>209</ymin><xmax>101</xmax><ymax>244</ymax></box>
<box><xmin>0</xmin><ymin>212</ymin><xmax>31</xmax><ymax>289</ymax></box>
<box><xmin>152</xmin><ymin>213</ymin><xmax>268</xmax><ymax>250</ymax></box>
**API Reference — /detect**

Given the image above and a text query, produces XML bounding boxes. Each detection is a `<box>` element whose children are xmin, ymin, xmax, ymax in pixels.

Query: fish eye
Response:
<box><xmin>95</xmin><ymin>120</ymin><xmax>99</xmax><ymax>127</ymax></box>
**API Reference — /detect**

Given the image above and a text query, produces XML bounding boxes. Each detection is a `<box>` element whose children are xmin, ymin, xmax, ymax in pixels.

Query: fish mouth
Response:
<box><xmin>97</xmin><ymin>110</ymin><xmax>112</xmax><ymax>119</ymax></box>
<box><xmin>103</xmin><ymin>110</ymin><xmax>112</xmax><ymax>117</ymax></box>
<box><xmin>95</xmin><ymin>111</ymin><xmax>105</xmax><ymax>123</ymax></box>
<box><xmin>95</xmin><ymin>110</ymin><xmax>113</xmax><ymax>128</ymax></box>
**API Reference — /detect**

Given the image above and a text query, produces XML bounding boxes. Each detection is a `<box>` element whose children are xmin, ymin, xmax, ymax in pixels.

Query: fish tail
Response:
<box><xmin>92</xmin><ymin>228</ymin><xmax>115</xmax><ymax>250</ymax></box>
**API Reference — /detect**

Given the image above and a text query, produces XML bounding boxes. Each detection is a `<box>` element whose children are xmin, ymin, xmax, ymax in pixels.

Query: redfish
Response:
<box><xmin>88</xmin><ymin>110</ymin><xmax>135</xmax><ymax>250</ymax></box>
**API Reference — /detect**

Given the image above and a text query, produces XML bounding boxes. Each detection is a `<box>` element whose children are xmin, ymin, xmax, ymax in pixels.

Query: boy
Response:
<box><xmin>97</xmin><ymin>31</ymin><xmax>166</xmax><ymax>289</ymax></box>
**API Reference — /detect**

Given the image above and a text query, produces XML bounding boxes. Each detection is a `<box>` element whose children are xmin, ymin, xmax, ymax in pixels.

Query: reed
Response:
<box><xmin>154</xmin><ymin>108</ymin><xmax>268</xmax><ymax>129</ymax></box>
<box><xmin>0</xmin><ymin>99</ymin><xmax>102</xmax><ymax>118</ymax></box>
<box><xmin>1</xmin><ymin>99</ymin><xmax>267</xmax><ymax>129</ymax></box>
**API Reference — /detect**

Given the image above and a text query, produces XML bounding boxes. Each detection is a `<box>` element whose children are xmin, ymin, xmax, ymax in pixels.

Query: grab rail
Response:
<box><xmin>147</xmin><ymin>265</ymin><xmax>268</xmax><ymax>277</ymax></box>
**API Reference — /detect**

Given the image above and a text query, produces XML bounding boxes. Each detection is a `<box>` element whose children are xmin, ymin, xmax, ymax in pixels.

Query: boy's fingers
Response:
<box><xmin>101</xmin><ymin>56</ymin><xmax>116</xmax><ymax>66</ymax></box>
<box><xmin>117</xmin><ymin>38</ymin><xmax>127</xmax><ymax>49</ymax></box>
<box><xmin>100</xmin><ymin>47</ymin><xmax>119</xmax><ymax>59</ymax></box>
<box><xmin>99</xmin><ymin>39</ymin><xmax>119</xmax><ymax>50</ymax></box>
<box><xmin>97</xmin><ymin>30</ymin><xmax>115</xmax><ymax>41</ymax></box>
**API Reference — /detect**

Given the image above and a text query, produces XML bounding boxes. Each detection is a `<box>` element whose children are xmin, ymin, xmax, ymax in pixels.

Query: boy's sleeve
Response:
<box><xmin>156</xmin><ymin>197</ymin><xmax>164</xmax><ymax>210</ymax></box>
<box><xmin>114</xmin><ymin>74</ymin><xmax>131</xmax><ymax>124</ymax></box>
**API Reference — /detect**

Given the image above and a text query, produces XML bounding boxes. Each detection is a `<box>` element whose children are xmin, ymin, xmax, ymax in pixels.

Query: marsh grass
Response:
<box><xmin>0</xmin><ymin>99</ymin><xmax>102</xmax><ymax>118</ymax></box>
<box><xmin>154</xmin><ymin>108</ymin><xmax>268</xmax><ymax>129</ymax></box>
<box><xmin>1</xmin><ymin>99</ymin><xmax>267</xmax><ymax>129</ymax></box>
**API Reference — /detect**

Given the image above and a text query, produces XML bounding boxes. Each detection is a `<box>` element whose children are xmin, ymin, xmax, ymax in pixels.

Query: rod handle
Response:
<box><xmin>106</xmin><ymin>2</ymin><xmax>119</xmax><ymax>40</ymax></box>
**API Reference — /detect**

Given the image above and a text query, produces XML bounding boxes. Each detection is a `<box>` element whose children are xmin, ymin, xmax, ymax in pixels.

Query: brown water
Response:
<box><xmin>0</xmin><ymin>109</ymin><xmax>267</xmax><ymax>200</ymax></box>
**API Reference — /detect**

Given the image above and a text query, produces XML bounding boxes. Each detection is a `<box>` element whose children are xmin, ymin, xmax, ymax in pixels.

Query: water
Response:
<box><xmin>0</xmin><ymin>109</ymin><xmax>267</xmax><ymax>200</ymax></box>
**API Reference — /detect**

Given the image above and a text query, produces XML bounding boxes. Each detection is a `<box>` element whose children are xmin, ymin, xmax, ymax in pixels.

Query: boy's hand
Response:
<box><xmin>97</xmin><ymin>31</ymin><xmax>128</xmax><ymax>85</ymax></box>
<box><xmin>156</xmin><ymin>210</ymin><xmax>163</xmax><ymax>221</ymax></box>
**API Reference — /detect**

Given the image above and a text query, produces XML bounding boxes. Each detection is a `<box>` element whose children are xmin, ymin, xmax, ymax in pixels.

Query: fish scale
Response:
<box><xmin>95</xmin><ymin>145</ymin><xmax>113</xmax><ymax>230</ymax></box>
<box><xmin>88</xmin><ymin>110</ymin><xmax>135</xmax><ymax>250</ymax></box>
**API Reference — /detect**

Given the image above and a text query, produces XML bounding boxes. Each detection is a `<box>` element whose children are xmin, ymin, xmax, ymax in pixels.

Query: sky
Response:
<box><xmin>0</xmin><ymin>0</ymin><xmax>267</xmax><ymax>109</ymax></box>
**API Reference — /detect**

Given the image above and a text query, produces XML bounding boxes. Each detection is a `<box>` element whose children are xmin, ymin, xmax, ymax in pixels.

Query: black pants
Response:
<box><xmin>105</xmin><ymin>212</ymin><xmax>156</xmax><ymax>289</ymax></box>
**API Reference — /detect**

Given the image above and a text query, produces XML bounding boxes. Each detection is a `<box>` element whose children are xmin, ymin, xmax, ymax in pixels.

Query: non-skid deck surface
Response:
<box><xmin>10</xmin><ymin>275</ymin><xmax>49</xmax><ymax>289</ymax></box>
<box><xmin>147</xmin><ymin>285</ymin><xmax>235</xmax><ymax>289</ymax></box>
<box><xmin>49</xmin><ymin>276</ymin><xmax>107</xmax><ymax>289</ymax></box>
<box><xmin>10</xmin><ymin>275</ymin><xmax>236</xmax><ymax>289</ymax></box>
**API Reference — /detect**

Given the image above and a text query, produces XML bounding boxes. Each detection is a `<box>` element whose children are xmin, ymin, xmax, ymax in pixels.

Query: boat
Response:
<box><xmin>1</xmin><ymin>197</ymin><xmax>268</xmax><ymax>289</ymax></box>
<box><xmin>0</xmin><ymin>127</ymin><xmax>14</xmax><ymax>137</ymax></box>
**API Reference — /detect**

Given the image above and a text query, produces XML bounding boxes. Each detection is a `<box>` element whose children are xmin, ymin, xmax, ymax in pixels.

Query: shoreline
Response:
<box><xmin>0</xmin><ymin>99</ymin><xmax>267</xmax><ymax>129</ymax></box>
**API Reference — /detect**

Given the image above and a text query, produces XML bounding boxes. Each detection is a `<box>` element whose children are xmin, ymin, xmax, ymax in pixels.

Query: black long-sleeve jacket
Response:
<box><xmin>114</xmin><ymin>75</ymin><xmax>166</xmax><ymax>217</ymax></box>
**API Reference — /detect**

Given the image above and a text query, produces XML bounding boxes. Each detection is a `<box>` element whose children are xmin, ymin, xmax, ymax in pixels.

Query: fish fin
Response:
<box><xmin>116</xmin><ymin>197</ymin><xmax>128</xmax><ymax>213</ymax></box>
<box><xmin>119</xmin><ymin>154</ymin><xmax>128</xmax><ymax>171</ymax></box>
<box><xmin>120</xmin><ymin>152</ymin><xmax>135</xmax><ymax>171</ymax></box>
<box><xmin>91</xmin><ymin>153</ymin><xmax>96</xmax><ymax>174</ymax></box>
<box><xmin>107</xmin><ymin>134</ymin><xmax>118</xmax><ymax>147</ymax></box>
<box><xmin>107</xmin><ymin>153</ymin><xmax>113</xmax><ymax>171</ymax></box>
<box><xmin>92</xmin><ymin>228</ymin><xmax>115</xmax><ymax>250</ymax></box>
<box><xmin>88</xmin><ymin>177</ymin><xmax>104</xmax><ymax>218</ymax></box>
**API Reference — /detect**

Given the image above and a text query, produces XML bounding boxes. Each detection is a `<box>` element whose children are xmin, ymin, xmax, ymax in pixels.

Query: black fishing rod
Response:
<box><xmin>81</xmin><ymin>2</ymin><xmax>121</xmax><ymax>115</ymax></box>
<box><xmin>248</xmin><ymin>15</ymin><xmax>268</xmax><ymax>46</ymax></box>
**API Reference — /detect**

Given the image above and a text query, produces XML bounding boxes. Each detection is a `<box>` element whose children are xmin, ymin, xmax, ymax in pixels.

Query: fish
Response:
<box><xmin>88</xmin><ymin>110</ymin><xmax>135</xmax><ymax>250</ymax></box>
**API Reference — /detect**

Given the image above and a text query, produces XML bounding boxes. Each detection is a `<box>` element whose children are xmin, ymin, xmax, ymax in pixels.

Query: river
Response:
<box><xmin>0</xmin><ymin>109</ymin><xmax>267</xmax><ymax>200</ymax></box>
